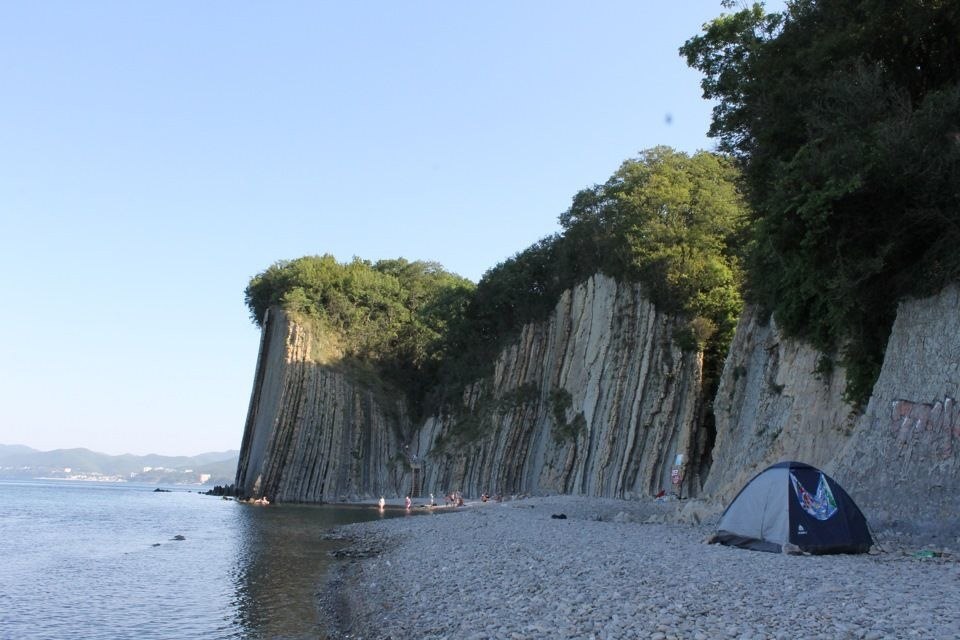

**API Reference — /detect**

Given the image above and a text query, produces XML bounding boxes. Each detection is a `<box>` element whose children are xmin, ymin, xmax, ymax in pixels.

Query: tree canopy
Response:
<box><xmin>245</xmin><ymin>255</ymin><xmax>474</xmax><ymax>415</ymax></box>
<box><xmin>244</xmin><ymin>147</ymin><xmax>748</xmax><ymax>419</ymax></box>
<box><xmin>682</xmin><ymin>0</ymin><xmax>960</xmax><ymax>402</ymax></box>
<box><xmin>559</xmin><ymin>146</ymin><xmax>747</xmax><ymax>350</ymax></box>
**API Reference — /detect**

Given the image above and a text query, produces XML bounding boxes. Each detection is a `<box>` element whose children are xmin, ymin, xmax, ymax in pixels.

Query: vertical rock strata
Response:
<box><xmin>236</xmin><ymin>268</ymin><xmax>960</xmax><ymax>530</ymax></box>
<box><xmin>235</xmin><ymin>310</ymin><xmax>409</xmax><ymax>502</ymax></box>
<box><xmin>418</xmin><ymin>275</ymin><xmax>704</xmax><ymax>499</ymax></box>
<box><xmin>236</xmin><ymin>275</ymin><xmax>705</xmax><ymax>501</ymax></box>
<box><xmin>709</xmin><ymin>288</ymin><xmax>960</xmax><ymax>533</ymax></box>
<box><xmin>832</xmin><ymin>285</ymin><xmax>960</xmax><ymax>532</ymax></box>
<box><xmin>704</xmin><ymin>308</ymin><xmax>856</xmax><ymax>500</ymax></box>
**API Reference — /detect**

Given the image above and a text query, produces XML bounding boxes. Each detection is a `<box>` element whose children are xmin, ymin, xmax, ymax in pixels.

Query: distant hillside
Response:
<box><xmin>0</xmin><ymin>445</ymin><xmax>238</xmax><ymax>485</ymax></box>
<box><xmin>0</xmin><ymin>444</ymin><xmax>36</xmax><ymax>457</ymax></box>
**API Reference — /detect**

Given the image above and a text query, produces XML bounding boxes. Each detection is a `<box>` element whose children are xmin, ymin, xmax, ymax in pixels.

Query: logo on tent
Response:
<box><xmin>790</xmin><ymin>472</ymin><xmax>838</xmax><ymax>521</ymax></box>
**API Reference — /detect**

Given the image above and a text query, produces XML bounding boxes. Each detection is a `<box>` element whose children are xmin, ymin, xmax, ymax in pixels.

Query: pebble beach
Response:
<box><xmin>321</xmin><ymin>496</ymin><xmax>960</xmax><ymax>640</ymax></box>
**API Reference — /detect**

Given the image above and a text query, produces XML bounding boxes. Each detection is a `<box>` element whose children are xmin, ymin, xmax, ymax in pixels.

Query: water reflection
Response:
<box><xmin>230</xmin><ymin>503</ymin><xmax>419</xmax><ymax>639</ymax></box>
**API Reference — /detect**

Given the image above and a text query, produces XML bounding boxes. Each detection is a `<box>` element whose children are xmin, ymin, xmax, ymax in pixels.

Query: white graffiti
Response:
<box><xmin>891</xmin><ymin>397</ymin><xmax>960</xmax><ymax>460</ymax></box>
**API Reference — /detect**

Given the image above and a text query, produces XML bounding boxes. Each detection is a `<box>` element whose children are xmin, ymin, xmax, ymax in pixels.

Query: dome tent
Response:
<box><xmin>711</xmin><ymin>461</ymin><xmax>872</xmax><ymax>554</ymax></box>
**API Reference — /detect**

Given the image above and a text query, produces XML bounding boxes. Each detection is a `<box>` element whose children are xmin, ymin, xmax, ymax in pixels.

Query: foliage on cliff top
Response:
<box><xmin>245</xmin><ymin>256</ymin><xmax>474</xmax><ymax>411</ymax></box>
<box><xmin>438</xmin><ymin>147</ymin><xmax>747</xmax><ymax>394</ymax></box>
<box><xmin>683</xmin><ymin>0</ymin><xmax>960</xmax><ymax>403</ymax></box>
<box><xmin>244</xmin><ymin>147</ymin><xmax>747</xmax><ymax>416</ymax></box>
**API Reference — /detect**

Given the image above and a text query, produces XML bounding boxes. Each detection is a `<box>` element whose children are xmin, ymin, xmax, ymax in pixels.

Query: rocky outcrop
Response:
<box><xmin>235</xmin><ymin>310</ymin><xmax>411</xmax><ymax>502</ymax></box>
<box><xmin>707</xmin><ymin>287</ymin><xmax>960</xmax><ymax>536</ymax></box>
<box><xmin>703</xmin><ymin>308</ymin><xmax>857</xmax><ymax>501</ymax></box>
<box><xmin>417</xmin><ymin>274</ymin><xmax>705</xmax><ymax>499</ymax></box>
<box><xmin>236</xmin><ymin>275</ymin><xmax>706</xmax><ymax>502</ymax></box>
<box><xmin>237</xmin><ymin>268</ymin><xmax>960</xmax><ymax>535</ymax></box>
<box><xmin>832</xmin><ymin>285</ymin><xmax>960</xmax><ymax>534</ymax></box>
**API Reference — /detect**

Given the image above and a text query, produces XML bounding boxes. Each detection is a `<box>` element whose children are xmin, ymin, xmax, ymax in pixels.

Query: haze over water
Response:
<box><xmin>1</xmin><ymin>480</ymin><xmax>411</xmax><ymax>639</ymax></box>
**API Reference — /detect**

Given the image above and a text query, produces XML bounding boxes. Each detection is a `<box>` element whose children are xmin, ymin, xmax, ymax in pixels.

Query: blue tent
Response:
<box><xmin>712</xmin><ymin>461</ymin><xmax>872</xmax><ymax>554</ymax></box>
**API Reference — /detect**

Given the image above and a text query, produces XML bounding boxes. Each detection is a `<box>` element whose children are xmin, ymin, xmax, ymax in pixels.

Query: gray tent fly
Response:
<box><xmin>709</xmin><ymin>461</ymin><xmax>872</xmax><ymax>554</ymax></box>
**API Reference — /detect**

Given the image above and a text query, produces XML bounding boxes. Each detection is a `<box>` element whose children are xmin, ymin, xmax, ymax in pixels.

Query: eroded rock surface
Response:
<box><xmin>236</xmin><ymin>275</ymin><xmax>705</xmax><ymax>501</ymax></box>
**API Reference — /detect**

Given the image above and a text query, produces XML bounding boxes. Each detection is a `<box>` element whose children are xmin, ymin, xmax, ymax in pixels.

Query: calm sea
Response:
<box><xmin>0</xmin><ymin>479</ymin><xmax>413</xmax><ymax>639</ymax></box>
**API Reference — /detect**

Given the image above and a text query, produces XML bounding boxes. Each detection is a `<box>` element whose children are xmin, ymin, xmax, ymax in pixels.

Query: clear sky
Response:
<box><xmin>0</xmin><ymin>1</ymin><xmax>778</xmax><ymax>456</ymax></box>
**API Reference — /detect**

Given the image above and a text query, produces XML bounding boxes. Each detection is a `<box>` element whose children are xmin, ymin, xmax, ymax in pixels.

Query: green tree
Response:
<box><xmin>683</xmin><ymin>0</ymin><xmax>960</xmax><ymax>403</ymax></box>
<box><xmin>560</xmin><ymin>146</ymin><xmax>747</xmax><ymax>349</ymax></box>
<box><xmin>245</xmin><ymin>148</ymin><xmax>747</xmax><ymax>426</ymax></box>
<box><xmin>244</xmin><ymin>255</ymin><xmax>474</xmax><ymax>418</ymax></box>
<box><xmin>435</xmin><ymin>147</ymin><xmax>747</xmax><ymax>401</ymax></box>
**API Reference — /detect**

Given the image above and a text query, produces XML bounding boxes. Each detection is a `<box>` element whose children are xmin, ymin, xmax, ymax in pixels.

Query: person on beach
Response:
<box><xmin>429</xmin><ymin>493</ymin><xmax>435</xmax><ymax>507</ymax></box>
<box><xmin>378</xmin><ymin>496</ymin><xmax>385</xmax><ymax>510</ymax></box>
<box><xmin>405</xmin><ymin>496</ymin><xmax>412</xmax><ymax>510</ymax></box>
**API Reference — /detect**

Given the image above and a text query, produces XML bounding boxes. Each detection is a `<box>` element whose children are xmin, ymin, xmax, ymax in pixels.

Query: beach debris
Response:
<box><xmin>172</xmin><ymin>534</ymin><xmax>186</xmax><ymax>541</ymax></box>
<box><xmin>550</xmin><ymin>513</ymin><xmax>568</xmax><ymax>519</ymax></box>
<box><xmin>781</xmin><ymin>543</ymin><xmax>804</xmax><ymax>555</ymax></box>
<box><xmin>329</xmin><ymin>546</ymin><xmax>380</xmax><ymax>559</ymax></box>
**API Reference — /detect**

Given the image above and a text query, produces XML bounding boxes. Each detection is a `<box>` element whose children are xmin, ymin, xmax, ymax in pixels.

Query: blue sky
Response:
<box><xmin>0</xmin><ymin>1</ymin><xmax>779</xmax><ymax>456</ymax></box>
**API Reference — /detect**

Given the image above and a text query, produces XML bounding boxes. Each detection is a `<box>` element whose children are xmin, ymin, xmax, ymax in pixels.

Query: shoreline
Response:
<box><xmin>318</xmin><ymin>495</ymin><xmax>959</xmax><ymax>640</ymax></box>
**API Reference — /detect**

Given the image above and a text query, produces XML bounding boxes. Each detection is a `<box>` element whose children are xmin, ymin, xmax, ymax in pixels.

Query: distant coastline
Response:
<box><xmin>0</xmin><ymin>444</ymin><xmax>238</xmax><ymax>486</ymax></box>
<box><xmin>34</xmin><ymin>475</ymin><xmax>127</xmax><ymax>483</ymax></box>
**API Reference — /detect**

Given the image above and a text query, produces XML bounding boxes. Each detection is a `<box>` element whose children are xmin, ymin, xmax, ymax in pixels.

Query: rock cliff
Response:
<box><xmin>707</xmin><ymin>287</ymin><xmax>960</xmax><ymax>536</ymax></box>
<box><xmin>832</xmin><ymin>285</ymin><xmax>960</xmax><ymax>534</ymax></box>
<box><xmin>237</xmin><ymin>273</ymin><xmax>960</xmax><ymax>535</ymax></box>
<box><xmin>235</xmin><ymin>309</ymin><xmax>411</xmax><ymax>502</ymax></box>
<box><xmin>236</xmin><ymin>275</ymin><xmax>706</xmax><ymax>501</ymax></box>
<box><xmin>703</xmin><ymin>308</ymin><xmax>856</xmax><ymax>500</ymax></box>
<box><xmin>416</xmin><ymin>274</ymin><xmax>705</xmax><ymax>499</ymax></box>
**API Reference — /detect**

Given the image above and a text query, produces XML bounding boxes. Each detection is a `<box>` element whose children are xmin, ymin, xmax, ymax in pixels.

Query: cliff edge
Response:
<box><xmin>709</xmin><ymin>286</ymin><xmax>960</xmax><ymax>537</ymax></box>
<box><xmin>236</xmin><ymin>275</ymin><xmax>705</xmax><ymax>502</ymax></box>
<box><xmin>237</xmin><ymin>276</ymin><xmax>960</xmax><ymax>537</ymax></box>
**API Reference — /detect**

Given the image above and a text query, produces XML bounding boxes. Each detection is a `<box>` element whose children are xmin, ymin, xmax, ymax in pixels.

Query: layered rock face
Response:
<box><xmin>238</xmin><ymin>265</ymin><xmax>960</xmax><ymax>530</ymax></box>
<box><xmin>708</xmin><ymin>287</ymin><xmax>960</xmax><ymax>535</ymax></box>
<box><xmin>236</xmin><ymin>275</ymin><xmax>706</xmax><ymax>501</ymax></box>
<box><xmin>416</xmin><ymin>275</ymin><xmax>705</xmax><ymax>499</ymax></box>
<box><xmin>703</xmin><ymin>308</ymin><xmax>856</xmax><ymax>501</ymax></box>
<box><xmin>235</xmin><ymin>310</ymin><xmax>410</xmax><ymax>502</ymax></box>
<box><xmin>832</xmin><ymin>285</ymin><xmax>960</xmax><ymax>533</ymax></box>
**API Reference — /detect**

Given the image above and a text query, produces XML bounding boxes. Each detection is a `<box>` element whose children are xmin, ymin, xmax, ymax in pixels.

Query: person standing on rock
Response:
<box><xmin>405</xmin><ymin>496</ymin><xmax>411</xmax><ymax>510</ymax></box>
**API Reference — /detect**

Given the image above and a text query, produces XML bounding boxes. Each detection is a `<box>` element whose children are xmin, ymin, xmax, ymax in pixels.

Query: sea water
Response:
<box><xmin>0</xmin><ymin>479</ymin><xmax>412</xmax><ymax>639</ymax></box>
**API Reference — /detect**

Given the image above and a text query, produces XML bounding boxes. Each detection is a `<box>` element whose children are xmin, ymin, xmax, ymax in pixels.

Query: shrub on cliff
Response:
<box><xmin>244</xmin><ymin>255</ymin><xmax>474</xmax><ymax>413</ymax></box>
<box><xmin>437</xmin><ymin>147</ymin><xmax>747</xmax><ymax>395</ymax></box>
<box><xmin>683</xmin><ymin>0</ymin><xmax>960</xmax><ymax>403</ymax></box>
<box><xmin>245</xmin><ymin>147</ymin><xmax>747</xmax><ymax>418</ymax></box>
<box><xmin>559</xmin><ymin>146</ymin><xmax>746</xmax><ymax>349</ymax></box>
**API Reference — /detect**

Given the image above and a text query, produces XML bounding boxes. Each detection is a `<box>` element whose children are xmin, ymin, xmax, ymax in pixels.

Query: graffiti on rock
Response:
<box><xmin>891</xmin><ymin>397</ymin><xmax>960</xmax><ymax>460</ymax></box>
